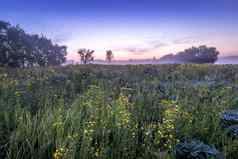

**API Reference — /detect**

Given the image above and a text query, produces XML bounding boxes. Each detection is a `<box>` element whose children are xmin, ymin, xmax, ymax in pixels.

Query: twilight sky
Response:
<box><xmin>0</xmin><ymin>0</ymin><xmax>238</xmax><ymax>60</ymax></box>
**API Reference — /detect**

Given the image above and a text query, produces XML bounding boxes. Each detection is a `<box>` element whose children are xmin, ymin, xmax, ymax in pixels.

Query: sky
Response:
<box><xmin>0</xmin><ymin>0</ymin><xmax>238</xmax><ymax>61</ymax></box>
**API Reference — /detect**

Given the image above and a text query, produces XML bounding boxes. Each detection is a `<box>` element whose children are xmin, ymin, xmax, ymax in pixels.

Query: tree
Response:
<box><xmin>159</xmin><ymin>45</ymin><xmax>219</xmax><ymax>64</ymax></box>
<box><xmin>106</xmin><ymin>50</ymin><xmax>114</xmax><ymax>62</ymax></box>
<box><xmin>0</xmin><ymin>20</ymin><xmax>67</xmax><ymax>68</ymax></box>
<box><xmin>176</xmin><ymin>45</ymin><xmax>219</xmax><ymax>63</ymax></box>
<box><xmin>78</xmin><ymin>49</ymin><xmax>94</xmax><ymax>64</ymax></box>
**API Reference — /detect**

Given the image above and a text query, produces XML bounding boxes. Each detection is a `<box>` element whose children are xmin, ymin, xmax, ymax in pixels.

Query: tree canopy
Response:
<box><xmin>78</xmin><ymin>49</ymin><xmax>94</xmax><ymax>64</ymax></box>
<box><xmin>106</xmin><ymin>50</ymin><xmax>113</xmax><ymax>62</ymax></box>
<box><xmin>159</xmin><ymin>45</ymin><xmax>219</xmax><ymax>64</ymax></box>
<box><xmin>0</xmin><ymin>20</ymin><xmax>67</xmax><ymax>68</ymax></box>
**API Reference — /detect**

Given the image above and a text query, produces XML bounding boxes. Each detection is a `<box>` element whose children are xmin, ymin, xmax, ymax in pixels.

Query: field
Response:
<box><xmin>1</xmin><ymin>64</ymin><xmax>238</xmax><ymax>159</ymax></box>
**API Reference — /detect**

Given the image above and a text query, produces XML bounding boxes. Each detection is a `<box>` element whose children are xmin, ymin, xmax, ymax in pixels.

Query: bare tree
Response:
<box><xmin>106</xmin><ymin>50</ymin><xmax>114</xmax><ymax>62</ymax></box>
<box><xmin>78</xmin><ymin>49</ymin><xmax>94</xmax><ymax>64</ymax></box>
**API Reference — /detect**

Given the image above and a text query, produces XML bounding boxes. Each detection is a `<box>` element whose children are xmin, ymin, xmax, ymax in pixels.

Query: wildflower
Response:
<box><xmin>84</xmin><ymin>129</ymin><xmax>88</xmax><ymax>134</ymax></box>
<box><xmin>95</xmin><ymin>148</ymin><xmax>101</xmax><ymax>157</ymax></box>
<box><xmin>145</xmin><ymin>131</ymin><xmax>150</xmax><ymax>136</ymax></box>
<box><xmin>73</xmin><ymin>133</ymin><xmax>79</xmax><ymax>138</ymax></box>
<box><xmin>15</xmin><ymin>91</ymin><xmax>21</xmax><ymax>97</ymax></box>
<box><xmin>155</xmin><ymin>101</ymin><xmax>180</xmax><ymax>150</ymax></box>
<box><xmin>67</xmin><ymin>135</ymin><xmax>73</xmax><ymax>140</ymax></box>
<box><xmin>52</xmin><ymin>122</ymin><xmax>63</xmax><ymax>128</ymax></box>
<box><xmin>53</xmin><ymin>148</ymin><xmax>65</xmax><ymax>159</ymax></box>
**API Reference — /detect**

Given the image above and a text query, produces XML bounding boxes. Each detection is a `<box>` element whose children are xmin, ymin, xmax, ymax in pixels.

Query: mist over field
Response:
<box><xmin>1</xmin><ymin>0</ymin><xmax>238</xmax><ymax>159</ymax></box>
<box><xmin>216</xmin><ymin>56</ymin><xmax>238</xmax><ymax>64</ymax></box>
<box><xmin>83</xmin><ymin>56</ymin><xmax>238</xmax><ymax>65</ymax></box>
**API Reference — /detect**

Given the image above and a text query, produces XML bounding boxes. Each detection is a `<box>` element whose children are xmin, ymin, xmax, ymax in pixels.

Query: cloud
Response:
<box><xmin>125</xmin><ymin>48</ymin><xmax>151</xmax><ymax>55</ymax></box>
<box><xmin>53</xmin><ymin>33</ymin><xmax>72</xmax><ymax>44</ymax></box>
<box><xmin>173</xmin><ymin>36</ymin><xmax>198</xmax><ymax>45</ymax></box>
<box><xmin>148</xmin><ymin>40</ymin><xmax>168</xmax><ymax>48</ymax></box>
<box><xmin>114</xmin><ymin>40</ymin><xmax>168</xmax><ymax>55</ymax></box>
<box><xmin>113</xmin><ymin>47</ymin><xmax>150</xmax><ymax>55</ymax></box>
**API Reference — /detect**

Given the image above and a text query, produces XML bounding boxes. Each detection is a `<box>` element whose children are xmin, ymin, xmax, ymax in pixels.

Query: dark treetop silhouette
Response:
<box><xmin>106</xmin><ymin>50</ymin><xmax>114</xmax><ymax>62</ymax></box>
<box><xmin>78</xmin><ymin>49</ymin><xmax>95</xmax><ymax>64</ymax></box>
<box><xmin>159</xmin><ymin>45</ymin><xmax>219</xmax><ymax>64</ymax></box>
<box><xmin>0</xmin><ymin>20</ymin><xmax>67</xmax><ymax>68</ymax></box>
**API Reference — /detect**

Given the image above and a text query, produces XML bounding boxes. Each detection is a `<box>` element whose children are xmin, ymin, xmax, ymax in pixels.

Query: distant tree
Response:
<box><xmin>159</xmin><ymin>54</ymin><xmax>174</xmax><ymax>61</ymax></box>
<box><xmin>78</xmin><ymin>49</ymin><xmax>94</xmax><ymax>64</ymax></box>
<box><xmin>159</xmin><ymin>45</ymin><xmax>219</xmax><ymax>64</ymax></box>
<box><xmin>106</xmin><ymin>50</ymin><xmax>114</xmax><ymax>62</ymax></box>
<box><xmin>177</xmin><ymin>45</ymin><xmax>219</xmax><ymax>63</ymax></box>
<box><xmin>0</xmin><ymin>20</ymin><xmax>67</xmax><ymax>68</ymax></box>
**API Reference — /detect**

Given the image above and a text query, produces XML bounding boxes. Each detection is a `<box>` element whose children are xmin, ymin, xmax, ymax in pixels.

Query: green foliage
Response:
<box><xmin>0</xmin><ymin>64</ymin><xmax>238</xmax><ymax>159</ymax></box>
<box><xmin>175</xmin><ymin>140</ymin><xmax>222</xmax><ymax>159</ymax></box>
<box><xmin>0</xmin><ymin>20</ymin><xmax>67</xmax><ymax>68</ymax></box>
<box><xmin>160</xmin><ymin>45</ymin><xmax>219</xmax><ymax>64</ymax></box>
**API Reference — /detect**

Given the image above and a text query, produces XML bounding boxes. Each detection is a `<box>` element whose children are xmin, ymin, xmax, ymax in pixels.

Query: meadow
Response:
<box><xmin>1</xmin><ymin>64</ymin><xmax>238</xmax><ymax>159</ymax></box>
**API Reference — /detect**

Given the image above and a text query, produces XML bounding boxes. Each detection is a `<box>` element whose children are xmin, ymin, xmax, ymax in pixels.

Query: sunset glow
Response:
<box><xmin>1</xmin><ymin>0</ymin><xmax>238</xmax><ymax>61</ymax></box>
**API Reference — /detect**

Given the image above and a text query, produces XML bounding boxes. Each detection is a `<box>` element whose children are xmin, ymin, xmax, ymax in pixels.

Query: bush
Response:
<box><xmin>174</xmin><ymin>140</ymin><xmax>222</xmax><ymax>159</ymax></box>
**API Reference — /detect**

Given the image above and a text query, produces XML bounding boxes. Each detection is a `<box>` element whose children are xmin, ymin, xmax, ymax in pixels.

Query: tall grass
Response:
<box><xmin>1</xmin><ymin>65</ymin><xmax>238</xmax><ymax>158</ymax></box>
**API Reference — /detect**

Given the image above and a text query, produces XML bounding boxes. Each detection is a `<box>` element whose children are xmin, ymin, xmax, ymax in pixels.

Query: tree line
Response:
<box><xmin>78</xmin><ymin>46</ymin><xmax>219</xmax><ymax>64</ymax></box>
<box><xmin>0</xmin><ymin>20</ymin><xmax>67</xmax><ymax>68</ymax></box>
<box><xmin>159</xmin><ymin>45</ymin><xmax>219</xmax><ymax>64</ymax></box>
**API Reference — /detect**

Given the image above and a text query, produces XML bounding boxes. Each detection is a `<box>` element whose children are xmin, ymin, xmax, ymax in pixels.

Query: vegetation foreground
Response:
<box><xmin>1</xmin><ymin>64</ymin><xmax>238</xmax><ymax>159</ymax></box>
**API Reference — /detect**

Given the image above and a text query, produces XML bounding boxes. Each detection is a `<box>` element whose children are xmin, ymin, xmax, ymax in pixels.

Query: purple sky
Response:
<box><xmin>1</xmin><ymin>0</ymin><xmax>238</xmax><ymax>60</ymax></box>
